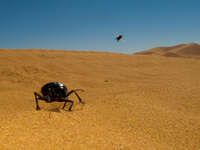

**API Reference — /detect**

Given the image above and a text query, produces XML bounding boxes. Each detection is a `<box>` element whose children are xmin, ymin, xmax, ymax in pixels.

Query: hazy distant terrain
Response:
<box><xmin>134</xmin><ymin>43</ymin><xmax>200</xmax><ymax>58</ymax></box>
<box><xmin>0</xmin><ymin>45</ymin><xmax>199</xmax><ymax>150</ymax></box>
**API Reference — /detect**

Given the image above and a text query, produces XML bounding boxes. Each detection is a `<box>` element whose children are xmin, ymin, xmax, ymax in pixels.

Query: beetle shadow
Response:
<box><xmin>47</xmin><ymin>107</ymin><xmax>61</xmax><ymax>113</ymax></box>
<box><xmin>61</xmin><ymin>105</ymin><xmax>84</xmax><ymax>112</ymax></box>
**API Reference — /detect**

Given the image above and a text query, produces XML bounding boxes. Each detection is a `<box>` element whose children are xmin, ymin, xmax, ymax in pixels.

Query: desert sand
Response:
<box><xmin>0</xmin><ymin>47</ymin><xmax>200</xmax><ymax>150</ymax></box>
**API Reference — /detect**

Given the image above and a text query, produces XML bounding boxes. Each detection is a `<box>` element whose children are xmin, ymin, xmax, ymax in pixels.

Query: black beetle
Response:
<box><xmin>34</xmin><ymin>82</ymin><xmax>85</xmax><ymax>111</ymax></box>
<box><xmin>116</xmin><ymin>34</ymin><xmax>123</xmax><ymax>42</ymax></box>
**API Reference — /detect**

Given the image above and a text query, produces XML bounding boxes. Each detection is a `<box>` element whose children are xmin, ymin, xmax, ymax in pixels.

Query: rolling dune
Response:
<box><xmin>135</xmin><ymin>43</ymin><xmax>200</xmax><ymax>58</ymax></box>
<box><xmin>0</xmin><ymin>49</ymin><xmax>200</xmax><ymax>150</ymax></box>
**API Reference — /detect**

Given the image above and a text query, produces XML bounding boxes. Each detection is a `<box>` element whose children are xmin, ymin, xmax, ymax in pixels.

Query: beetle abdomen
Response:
<box><xmin>41</xmin><ymin>82</ymin><xmax>67</xmax><ymax>99</ymax></box>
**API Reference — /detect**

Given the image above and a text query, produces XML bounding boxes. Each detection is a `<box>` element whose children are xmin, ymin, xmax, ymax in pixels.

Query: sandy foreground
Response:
<box><xmin>0</xmin><ymin>49</ymin><xmax>199</xmax><ymax>150</ymax></box>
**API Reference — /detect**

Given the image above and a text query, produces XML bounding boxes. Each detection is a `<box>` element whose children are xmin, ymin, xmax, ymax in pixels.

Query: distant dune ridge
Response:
<box><xmin>134</xmin><ymin>43</ymin><xmax>200</xmax><ymax>58</ymax></box>
<box><xmin>0</xmin><ymin>46</ymin><xmax>200</xmax><ymax>150</ymax></box>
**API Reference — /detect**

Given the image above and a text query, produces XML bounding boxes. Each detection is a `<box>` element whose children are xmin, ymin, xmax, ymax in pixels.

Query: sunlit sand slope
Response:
<box><xmin>0</xmin><ymin>49</ymin><xmax>199</xmax><ymax>150</ymax></box>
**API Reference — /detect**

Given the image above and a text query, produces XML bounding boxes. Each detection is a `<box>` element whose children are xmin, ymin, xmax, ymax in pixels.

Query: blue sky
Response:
<box><xmin>0</xmin><ymin>0</ymin><xmax>199</xmax><ymax>53</ymax></box>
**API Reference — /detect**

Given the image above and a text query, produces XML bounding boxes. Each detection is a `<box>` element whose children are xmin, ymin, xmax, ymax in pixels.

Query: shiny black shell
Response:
<box><xmin>116</xmin><ymin>35</ymin><xmax>122</xmax><ymax>41</ymax></box>
<box><xmin>41</xmin><ymin>82</ymin><xmax>68</xmax><ymax>99</ymax></box>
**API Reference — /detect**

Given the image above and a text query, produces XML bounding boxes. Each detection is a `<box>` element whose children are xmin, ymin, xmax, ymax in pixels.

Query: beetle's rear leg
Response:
<box><xmin>34</xmin><ymin>92</ymin><xmax>41</xmax><ymax>110</ymax></box>
<box><xmin>62</xmin><ymin>99</ymin><xmax>74</xmax><ymax>111</ymax></box>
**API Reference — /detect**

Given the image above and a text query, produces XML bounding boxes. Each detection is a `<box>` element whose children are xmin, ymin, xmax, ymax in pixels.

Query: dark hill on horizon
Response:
<box><xmin>134</xmin><ymin>43</ymin><xmax>200</xmax><ymax>58</ymax></box>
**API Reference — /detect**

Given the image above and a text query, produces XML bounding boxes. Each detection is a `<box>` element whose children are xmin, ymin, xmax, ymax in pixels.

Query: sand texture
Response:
<box><xmin>0</xmin><ymin>48</ymin><xmax>200</xmax><ymax>150</ymax></box>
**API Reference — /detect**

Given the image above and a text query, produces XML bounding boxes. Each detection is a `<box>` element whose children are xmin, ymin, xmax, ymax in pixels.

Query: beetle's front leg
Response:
<box><xmin>66</xmin><ymin>89</ymin><xmax>85</xmax><ymax>104</ymax></box>
<box><xmin>74</xmin><ymin>92</ymin><xmax>85</xmax><ymax>104</ymax></box>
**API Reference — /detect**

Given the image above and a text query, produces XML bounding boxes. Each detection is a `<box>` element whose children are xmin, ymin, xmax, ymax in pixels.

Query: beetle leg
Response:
<box><xmin>74</xmin><ymin>91</ymin><xmax>85</xmax><ymax>104</ymax></box>
<box><xmin>65</xmin><ymin>90</ymin><xmax>74</xmax><ymax>97</ymax></box>
<box><xmin>63</xmin><ymin>99</ymin><xmax>74</xmax><ymax>111</ymax></box>
<box><xmin>62</xmin><ymin>101</ymin><xmax>67</xmax><ymax>109</ymax></box>
<box><xmin>34</xmin><ymin>92</ymin><xmax>41</xmax><ymax>110</ymax></box>
<box><xmin>66</xmin><ymin>90</ymin><xmax>85</xmax><ymax>104</ymax></box>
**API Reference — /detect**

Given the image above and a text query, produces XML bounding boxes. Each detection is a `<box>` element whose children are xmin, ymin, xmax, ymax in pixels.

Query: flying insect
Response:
<box><xmin>116</xmin><ymin>34</ymin><xmax>123</xmax><ymax>42</ymax></box>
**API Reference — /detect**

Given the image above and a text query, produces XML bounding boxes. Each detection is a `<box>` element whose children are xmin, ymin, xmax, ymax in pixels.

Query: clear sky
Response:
<box><xmin>0</xmin><ymin>0</ymin><xmax>199</xmax><ymax>53</ymax></box>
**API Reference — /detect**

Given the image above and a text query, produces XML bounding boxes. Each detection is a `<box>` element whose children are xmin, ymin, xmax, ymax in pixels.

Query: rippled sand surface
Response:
<box><xmin>0</xmin><ymin>49</ymin><xmax>199</xmax><ymax>150</ymax></box>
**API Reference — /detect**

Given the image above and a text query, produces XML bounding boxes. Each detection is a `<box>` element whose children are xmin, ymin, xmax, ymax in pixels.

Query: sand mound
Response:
<box><xmin>0</xmin><ymin>49</ymin><xmax>200</xmax><ymax>150</ymax></box>
<box><xmin>134</xmin><ymin>43</ymin><xmax>200</xmax><ymax>58</ymax></box>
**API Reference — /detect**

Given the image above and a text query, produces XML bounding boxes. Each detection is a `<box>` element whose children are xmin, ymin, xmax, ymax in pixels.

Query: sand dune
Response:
<box><xmin>134</xmin><ymin>43</ymin><xmax>200</xmax><ymax>58</ymax></box>
<box><xmin>0</xmin><ymin>49</ymin><xmax>200</xmax><ymax>150</ymax></box>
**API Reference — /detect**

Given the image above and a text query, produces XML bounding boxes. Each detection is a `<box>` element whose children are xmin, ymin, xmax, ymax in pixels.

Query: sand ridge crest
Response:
<box><xmin>135</xmin><ymin>43</ymin><xmax>200</xmax><ymax>58</ymax></box>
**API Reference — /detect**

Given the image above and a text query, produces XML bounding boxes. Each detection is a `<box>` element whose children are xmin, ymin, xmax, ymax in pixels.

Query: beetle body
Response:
<box><xmin>116</xmin><ymin>34</ymin><xmax>123</xmax><ymax>41</ymax></box>
<box><xmin>34</xmin><ymin>82</ymin><xmax>85</xmax><ymax>111</ymax></box>
<box><xmin>41</xmin><ymin>82</ymin><xmax>67</xmax><ymax>101</ymax></box>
